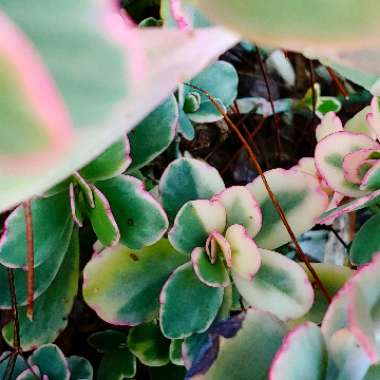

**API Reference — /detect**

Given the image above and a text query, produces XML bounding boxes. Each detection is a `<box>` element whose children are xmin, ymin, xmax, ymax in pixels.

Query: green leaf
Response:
<box><xmin>225</xmin><ymin>224</ymin><xmax>261</xmax><ymax>281</ymax></box>
<box><xmin>186</xmin><ymin>309</ymin><xmax>287</xmax><ymax>380</ymax></box>
<box><xmin>95</xmin><ymin>175</ymin><xmax>168</xmax><ymax>249</ymax></box>
<box><xmin>127</xmin><ymin>322</ymin><xmax>171</xmax><ymax>367</ymax></box>
<box><xmin>86</xmin><ymin>186</ymin><xmax>120</xmax><ymax>247</ymax></box>
<box><xmin>0</xmin><ymin>223</ymin><xmax>73</xmax><ymax>308</ymax></box>
<box><xmin>0</xmin><ymin>0</ymin><xmax>238</xmax><ymax>213</ymax></box>
<box><xmin>212</xmin><ymin>186</ymin><xmax>262</xmax><ymax>236</ymax></box>
<box><xmin>2</xmin><ymin>230</ymin><xmax>79</xmax><ymax>351</ymax></box>
<box><xmin>315</xmin><ymin>131</ymin><xmax>379</xmax><ymax>197</ymax></box>
<box><xmin>168</xmin><ymin>199</ymin><xmax>226</xmax><ymax>254</ymax></box>
<box><xmin>233</xmin><ymin>249</ymin><xmax>314</xmax><ymax>321</ymax></box>
<box><xmin>191</xmin><ymin>247</ymin><xmax>230</xmax><ymax>287</ymax></box>
<box><xmin>364</xmin><ymin>362</ymin><xmax>380</xmax><ymax>380</ymax></box>
<box><xmin>0</xmin><ymin>191</ymin><xmax>73</xmax><ymax>268</ymax></box>
<box><xmin>67</xmin><ymin>356</ymin><xmax>93</xmax><ymax>380</ymax></box>
<box><xmin>186</xmin><ymin>98</ymin><xmax>227</xmax><ymax>123</ymax></box>
<box><xmin>350</xmin><ymin>212</ymin><xmax>380</xmax><ymax>264</ymax></box>
<box><xmin>160</xmin><ymin>262</ymin><xmax>224</xmax><ymax>339</ymax></box>
<box><xmin>0</xmin><ymin>353</ymin><xmax>27</xmax><ymax>380</ymax></box>
<box><xmin>269</xmin><ymin>322</ymin><xmax>328</xmax><ymax>380</ymax></box>
<box><xmin>247</xmin><ymin>168</ymin><xmax>328</xmax><ymax>250</ymax></box>
<box><xmin>97</xmin><ymin>349</ymin><xmax>136</xmax><ymax>380</ymax></box>
<box><xmin>79</xmin><ymin>138</ymin><xmax>131</xmax><ymax>182</ymax></box>
<box><xmin>87</xmin><ymin>330</ymin><xmax>127</xmax><ymax>353</ymax></box>
<box><xmin>159</xmin><ymin>158</ymin><xmax>225</xmax><ymax>220</ymax></box>
<box><xmin>178</xmin><ymin>108</ymin><xmax>195</xmax><ymax>140</ymax></box>
<box><xmin>128</xmin><ymin>96</ymin><xmax>178</xmax><ymax>171</ymax></box>
<box><xmin>170</xmin><ymin>339</ymin><xmax>184</xmax><ymax>366</ymax></box>
<box><xmin>28</xmin><ymin>344</ymin><xmax>69</xmax><ymax>380</ymax></box>
<box><xmin>362</xmin><ymin>162</ymin><xmax>380</xmax><ymax>191</ymax></box>
<box><xmin>83</xmin><ymin>240</ymin><xmax>186</xmax><ymax>326</ymax></box>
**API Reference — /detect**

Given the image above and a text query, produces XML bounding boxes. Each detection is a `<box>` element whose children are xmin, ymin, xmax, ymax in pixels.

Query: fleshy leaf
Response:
<box><xmin>315</xmin><ymin>112</ymin><xmax>343</xmax><ymax>142</ymax></box>
<box><xmin>98</xmin><ymin>349</ymin><xmax>136</xmax><ymax>380</ymax></box>
<box><xmin>83</xmin><ymin>240</ymin><xmax>186</xmax><ymax>326</ymax></box>
<box><xmin>2</xmin><ymin>231</ymin><xmax>79</xmax><ymax>351</ymax></box>
<box><xmin>168</xmin><ymin>199</ymin><xmax>226</xmax><ymax>254</ymax></box>
<box><xmin>87</xmin><ymin>330</ymin><xmax>127</xmax><ymax>353</ymax></box>
<box><xmin>186</xmin><ymin>308</ymin><xmax>287</xmax><ymax>380</ymax></box>
<box><xmin>350</xmin><ymin>212</ymin><xmax>380</xmax><ymax>264</ymax></box>
<box><xmin>127</xmin><ymin>322</ymin><xmax>171</xmax><ymax>367</ymax></box>
<box><xmin>79</xmin><ymin>138</ymin><xmax>131</xmax><ymax>182</ymax></box>
<box><xmin>159</xmin><ymin>262</ymin><xmax>224</xmax><ymax>339</ymax></box>
<box><xmin>364</xmin><ymin>362</ymin><xmax>380</xmax><ymax>380</ymax></box>
<box><xmin>361</xmin><ymin>161</ymin><xmax>380</xmax><ymax>191</ymax></box>
<box><xmin>28</xmin><ymin>344</ymin><xmax>69</xmax><ymax>380</ymax></box>
<box><xmin>128</xmin><ymin>95</ymin><xmax>178</xmax><ymax>170</ymax></box>
<box><xmin>269</xmin><ymin>322</ymin><xmax>328</xmax><ymax>380</ymax></box>
<box><xmin>178</xmin><ymin>108</ymin><xmax>195</xmax><ymax>140</ymax></box>
<box><xmin>67</xmin><ymin>356</ymin><xmax>93</xmax><ymax>380</ymax></box>
<box><xmin>159</xmin><ymin>158</ymin><xmax>225</xmax><ymax>220</ymax></box>
<box><xmin>233</xmin><ymin>249</ymin><xmax>314</xmax><ymax>321</ymax></box>
<box><xmin>345</xmin><ymin>105</ymin><xmax>376</xmax><ymax>139</ymax></box>
<box><xmin>247</xmin><ymin>168</ymin><xmax>328</xmax><ymax>250</ymax></box>
<box><xmin>0</xmin><ymin>191</ymin><xmax>73</xmax><ymax>268</ymax></box>
<box><xmin>314</xmin><ymin>131</ymin><xmax>380</xmax><ymax>197</ymax></box>
<box><xmin>342</xmin><ymin>148</ymin><xmax>377</xmax><ymax>185</ymax></box>
<box><xmin>0</xmin><ymin>11</ymin><xmax>72</xmax><ymax>167</ymax></box>
<box><xmin>186</xmin><ymin>98</ymin><xmax>227</xmax><ymax>123</ymax></box>
<box><xmin>318</xmin><ymin>189</ymin><xmax>380</xmax><ymax>225</ymax></box>
<box><xmin>0</xmin><ymin>0</ymin><xmax>238</xmax><ymax>213</ymax></box>
<box><xmin>15</xmin><ymin>366</ymin><xmax>40</xmax><ymax>380</ymax></box>
<box><xmin>170</xmin><ymin>339</ymin><xmax>184</xmax><ymax>366</ymax></box>
<box><xmin>191</xmin><ymin>247</ymin><xmax>230</xmax><ymax>288</ymax></box>
<box><xmin>86</xmin><ymin>186</ymin><xmax>120</xmax><ymax>247</ymax></box>
<box><xmin>95</xmin><ymin>175</ymin><xmax>168</xmax><ymax>249</ymax></box>
<box><xmin>212</xmin><ymin>186</ymin><xmax>262</xmax><ymax>237</ymax></box>
<box><xmin>225</xmin><ymin>224</ymin><xmax>261</xmax><ymax>281</ymax></box>
<box><xmin>0</xmin><ymin>352</ymin><xmax>27</xmax><ymax>380</ymax></box>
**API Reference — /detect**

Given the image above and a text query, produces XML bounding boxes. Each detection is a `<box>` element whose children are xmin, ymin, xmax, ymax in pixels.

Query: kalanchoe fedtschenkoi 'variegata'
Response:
<box><xmin>0</xmin><ymin>344</ymin><xmax>93</xmax><ymax>380</ymax></box>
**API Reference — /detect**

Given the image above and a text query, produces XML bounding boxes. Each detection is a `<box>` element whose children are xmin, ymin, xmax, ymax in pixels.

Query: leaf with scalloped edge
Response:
<box><xmin>225</xmin><ymin>224</ymin><xmax>261</xmax><ymax>281</ymax></box>
<box><xmin>160</xmin><ymin>158</ymin><xmax>225</xmax><ymax>220</ymax></box>
<box><xmin>79</xmin><ymin>138</ymin><xmax>131</xmax><ymax>182</ymax></box>
<box><xmin>269</xmin><ymin>322</ymin><xmax>327</xmax><ymax>380</ymax></box>
<box><xmin>83</xmin><ymin>239</ymin><xmax>186</xmax><ymax>326</ymax></box>
<box><xmin>186</xmin><ymin>308</ymin><xmax>287</xmax><ymax>380</ymax></box>
<box><xmin>315</xmin><ymin>131</ymin><xmax>380</xmax><ymax>197</ymax></box>
<box><xmin>168</xmin><ymin>199</ymin><xmax>226</xmax><ymax>254</ymax></box>
<box><xmin>2</xmin><ymin>230</ymin><xmax>79</xmax><ymax>351</ymax></box>
<box><xmin>0</xmin><ymin>191</ymin><xmax>73</xmax><ymax>268</ymax></box>
<box><xmin>247</xmin><ymin>168</ymin><xmax>328</xmax><ymax>250</ymax></box>
<box><xmin>95</xmin><ymin>175</ymin><xmax>168</xmax><ymax>250</ymax></box>
<box><xmin>128</xmin><ymin>322</ymin><xmax>170</xmax><ymax>367</ymax></box>
<box><xmin>212</xmin><ymin>186</ymin><xmax>262</xmax><ymax>237</ymax></box>
<box><xmin>128</xmin><ymin>95</ymin><xmax>178</xmax><ymax>171</ymax></box>
<box><xmin>234</xmin><ymin>249</ymin><xmax>314</xmax><ymax>321</ymax></box>
<box><xmin>191</xmin><ymin>247</ymin><xmax>230</xmax><ymax>288</ymax></box>
<box><xmin>160</xmin><ymin>262</ymin><xmax>224</xmax><ymax>339</ymax></box>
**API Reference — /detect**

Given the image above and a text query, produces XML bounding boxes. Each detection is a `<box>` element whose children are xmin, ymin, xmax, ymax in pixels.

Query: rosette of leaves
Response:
<box><xmin>0</xmin><ymin>97</ymin><xmax>181</xmax><ymax>350</ymax></box>
<box><xmin>87</xmin><ymin>326</ymin><xmax>185</xmax><ymax>379</ymax></box>
<box><xmin>0</xmin><ymin>344</ymin><xmax>93</xmax><ymax>380</ymax></box>
<box><xmin>186</xmin><ymin>253</ymin><xmax>380</xmax><ymax>380</ymax></box>
<box><xmin>83</xmin><ymin>157</ymin><xmax>329</xmax><ymax>356</ymax></box>
<box><xmin>176</xmin><ymin>61</ymin><xmax>238</xmax><ymax>140</ymax></box>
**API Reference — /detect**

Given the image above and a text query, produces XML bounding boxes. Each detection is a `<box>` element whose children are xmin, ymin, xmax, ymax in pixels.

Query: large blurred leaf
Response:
<box><xmin>0</xmin><ymin>0</ymin><xmax>238</xmax><ymax>212</ymax></box>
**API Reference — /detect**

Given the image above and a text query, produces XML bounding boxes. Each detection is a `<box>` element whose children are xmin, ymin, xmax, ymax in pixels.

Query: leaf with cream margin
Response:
<box><xmin>314</xmin><ymin>131</ymin><xmax>380</xmax><ymax>197</ymax></box>
<box><xmin>186</xmin><ymin>308</ymin><xmax>287</xmax><ymax>380</ymax></box>
<box><xmin>225</xmin><ymin>224</ymin><xmax>261</xmax><ymax>281</ymax></box>
<box><xmin>318</xmin><ymin>189</ymin><xmax>380</xmax><ymax>225</ymax></box>
<box><xmin>0</xmin><ymin>191</ymin><xmax>73</xmax><ymax>269</ymax></box>
<box><xmin>160</xmin><ymin>262</ymin><xmax>224</xmax><ymax>339</ymax></box>
<box><xmin>160</xmin><ymin>158</ymin><xmax>225</xmax><ymax>220</ymax></box>
<box><xmin>344</xmin><ymin>105</ymin><xmax>376</xmax><ymax>139</ymax></box>
<box><xmin>168</xmin><ymin>199</ymin><xmax>226</xmax><ymax>254</ymax></box>
<box><xmin>128</xmin><ymin>95</ymin><xmax>178</xmax><ymax>171</ymax></box>
<box><xmin>2</xmin><ymin>230</ymin><xmax>79</xmax><ymax>351</ymax></box>
<box><xmin>269</xmin><ymin>322</ymin><xmax>328</xmax><ymax>380</ymax></box>
<box><xmin>95</xmin><ymin>175</ymin><xmax>168</xmax><ymax>250</ymax></box>
<box><xmin>361</xmin><ymin>161</ymin><xmax>380</xmax><ymax>191</ymax></box>
<box><xmin>0</xmin><ymin>0</ymin><xmax>238</xmax><ymax>212</ymax></box>
<box><xmin>246</xmin><ymin>168</ymin><xmax>328</xmax><ymax>250</ymax></box>
<box><xmin>315</xmin><ymin>112</ymin><xmax>343</xmax><ymax>142</ymax></box>
<box><xmin>233</xmin><ymin>248</ymin><xmax>314</xmax><ymax>321</ymax></box>
<box><xmin>83</xmin><ymin>239</ymin><xmax>186</xmax><ymax>326</ymax></box>
<box><xmin>212</xmin><ymin>186</ymin><xmax>262</xmax><ymax>237</ymax></box>
<box><xmin>67</xmin><ymin>356</ymin><xmax>93</xmax><ymax>380</ymax></box>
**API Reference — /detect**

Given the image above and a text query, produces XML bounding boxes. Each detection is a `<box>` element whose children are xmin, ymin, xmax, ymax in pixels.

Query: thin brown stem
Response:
<box><xmin>254</xmin><ymin>47</ymin><xmax>282</xmax><ymax>162</ymax></box>
<box><xmin>326</xmin><ymin>66</ymin><xmax>350</xmax><ymax>98</ymax></box>
<box><xmin>23</xmin><ymin>201</ymin><xmax>34</xmax><ymax>321</ymax></box>
<box><xmin>185</xmin><ymin>83</ymin><xmax>332</xmax><ymax>303</ymax></box>
<box><xmin>7</xmin><ymin>268</ymin><xmax>21</xmax><ymax>352</ymax></box>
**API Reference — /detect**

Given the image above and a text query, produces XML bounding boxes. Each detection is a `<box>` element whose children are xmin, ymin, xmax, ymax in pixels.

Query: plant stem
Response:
<box><xmin>23</xmin><ymin>201</ymin><xmax>34</xmax><ymax>321</ymax></box>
